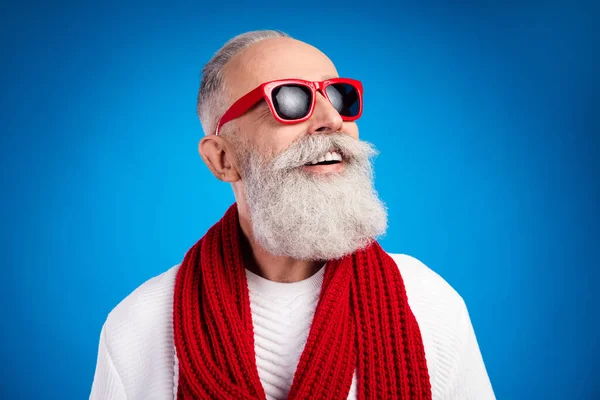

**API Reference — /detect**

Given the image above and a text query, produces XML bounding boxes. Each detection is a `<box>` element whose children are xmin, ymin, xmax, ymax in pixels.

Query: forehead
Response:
<box><xmin>224</xmin><ymin>37</ymin><xmax>339</xmax><ymax>101</ymax></box>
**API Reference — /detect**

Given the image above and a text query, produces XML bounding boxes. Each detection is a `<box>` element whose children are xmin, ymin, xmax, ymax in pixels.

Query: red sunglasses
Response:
<box><xmin>214</xmin><ymin>78</ymin><xmax>363</xmax><ymax>135</ymax></box>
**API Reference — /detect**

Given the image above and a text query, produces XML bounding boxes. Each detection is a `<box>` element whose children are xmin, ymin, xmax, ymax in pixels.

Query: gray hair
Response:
<box><xmin>237</xmin><ymin>132</ymin><xmax>387</xmax><ymax>260</ymax></box>
<box><xmin>196</xmin><ymin>30</ymin><xmax>290</xmax><ymax>136</ymax></box>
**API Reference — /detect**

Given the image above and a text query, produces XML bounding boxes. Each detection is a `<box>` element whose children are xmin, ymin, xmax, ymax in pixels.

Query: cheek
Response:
<box><xmin>266</xmin><ymin>126</ymin><xmax>305</xmax><ymax>155</ymax></box>
<box><xmin>342</xmin><ymin>122</ymin><xmax>359</xmax><ymax>139</ymax></box>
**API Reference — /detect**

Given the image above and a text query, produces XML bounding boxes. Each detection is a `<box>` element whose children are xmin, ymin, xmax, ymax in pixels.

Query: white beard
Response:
<box><xmin>237</xmin><ymin>133</ymin><xmax>388</xmax><ymax>261</ymax></box>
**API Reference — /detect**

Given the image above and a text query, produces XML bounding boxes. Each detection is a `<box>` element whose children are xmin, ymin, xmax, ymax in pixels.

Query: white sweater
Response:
<box><xmin>90</xmin><ymin>253</ymin><xmax>495</xmax><ymax>399</ymax></box>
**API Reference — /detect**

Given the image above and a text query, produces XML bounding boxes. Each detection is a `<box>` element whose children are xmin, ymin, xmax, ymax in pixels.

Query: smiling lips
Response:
<box><xmin>305</xmin><ymin>150</ymin><xmax>343</xmax><ymax>165</ymax></box>
<box><xmin>303</xmin><ymin>150</ymin><xmax>344</xmax><ymax>173</ymax></box>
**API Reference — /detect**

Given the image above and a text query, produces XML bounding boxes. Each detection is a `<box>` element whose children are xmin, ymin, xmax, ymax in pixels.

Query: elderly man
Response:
<box><xmin>90</xmin><ymin>30</ymin><xmax>495</xmax><ymax>400</ymax></box>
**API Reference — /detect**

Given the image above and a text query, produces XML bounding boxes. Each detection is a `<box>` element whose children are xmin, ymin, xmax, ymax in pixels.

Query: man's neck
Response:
<box><xmin>237</xmin><ymin>210</ymin><xmax>323</xmax><ymax>283</ymax></box>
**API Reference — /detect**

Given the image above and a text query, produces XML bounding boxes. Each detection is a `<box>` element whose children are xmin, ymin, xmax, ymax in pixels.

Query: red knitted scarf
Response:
<box><xmin>173</xmin><ymin>204</ymin><xmax>431</xmax><ymax>399</ymax></box>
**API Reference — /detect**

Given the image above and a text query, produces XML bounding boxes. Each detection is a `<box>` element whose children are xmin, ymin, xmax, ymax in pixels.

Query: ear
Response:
<box><xmin>198</xmin><ymin>135</ymin><xmax>242</xmax><ymax>182</ymax></box>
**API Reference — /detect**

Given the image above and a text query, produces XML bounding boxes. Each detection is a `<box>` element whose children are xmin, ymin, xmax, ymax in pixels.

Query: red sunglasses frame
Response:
<box><xmin>214</xmin><ymin>78</ymin><xmax>363</xmax><ymax>135</ymax></box>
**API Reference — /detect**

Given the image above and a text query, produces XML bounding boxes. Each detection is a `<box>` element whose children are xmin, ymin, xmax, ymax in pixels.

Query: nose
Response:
<box><xmin>306</xmin><ymin>91</ymin><xmax>343</xmax><ymax>134</ymax></box>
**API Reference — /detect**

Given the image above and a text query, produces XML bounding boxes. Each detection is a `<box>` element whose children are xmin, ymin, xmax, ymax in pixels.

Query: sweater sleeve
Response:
<box><xmin>444</xmin><ymin>299</ymin><xmax>496</xmax><ymax>400</ymax></box>
<box><xmin>90</xmin><ymin>324</ymin><xmax>128</xmax><ymax>400</ymax></box>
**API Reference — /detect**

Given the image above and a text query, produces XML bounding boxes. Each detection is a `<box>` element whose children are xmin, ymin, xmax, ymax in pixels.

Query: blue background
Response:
<box><xmin>1</xmin><ymin>1</ymin><xmax>598</xmax><ymax>399</ymax></box>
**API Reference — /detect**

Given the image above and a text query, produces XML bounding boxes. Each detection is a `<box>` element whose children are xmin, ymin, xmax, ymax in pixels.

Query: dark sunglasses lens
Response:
<box><xmin>272</xmin><ymin>84</ymin><xmax>312</xmax><ymax>120</ymax></box>
<box><xmin>325</xmin><ymin>83</ymin><xmax>360</xmax><ymax>117</ymax></box>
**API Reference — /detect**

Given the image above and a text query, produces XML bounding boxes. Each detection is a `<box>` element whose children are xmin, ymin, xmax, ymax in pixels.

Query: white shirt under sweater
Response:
<box><xmin>90</xmin><ymin>253</ymin><xmax>495</xmax><ymax>400</ymax></box>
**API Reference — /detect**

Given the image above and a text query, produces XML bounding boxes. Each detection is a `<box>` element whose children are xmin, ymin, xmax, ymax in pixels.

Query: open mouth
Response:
<box><xmin>304</xmin><ymin>150</ymin><xmax>343</xmax><ymax>166</ymax></box>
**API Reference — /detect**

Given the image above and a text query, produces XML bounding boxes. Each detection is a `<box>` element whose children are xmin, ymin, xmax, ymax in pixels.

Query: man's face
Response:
<box><xmin>224</xmin><ymin>37</ymin><xmax>360</xmax><ymax>161</ymax></box>
<box><xmin>217</xmin><ymin>37</ymin><xmax>387</xmax><ymax>261</ymax></box>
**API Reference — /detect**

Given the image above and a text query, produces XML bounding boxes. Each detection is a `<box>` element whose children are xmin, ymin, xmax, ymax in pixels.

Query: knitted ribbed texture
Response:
<box><xmin>245</xmin><ymin>265</ymin><xmax>332</xmax><ymax>399</ymax></box>
<box><xmin>173</xmin><ymin>204</ymin><xmax>432</xmax><ymax>400</ymax></box>
<box><xmin>89</xmin><ymin>254</ymin><xmax>497</xmax><ymax>399</ymax></box>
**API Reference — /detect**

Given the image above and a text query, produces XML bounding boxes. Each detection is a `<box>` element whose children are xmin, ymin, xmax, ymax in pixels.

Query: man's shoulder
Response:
<box><xmin>385</xmin><ymin>253</ymin><xmax>495</xmax><ymax>398</ymax></box>
<box><xmin>103</xmin><ymin>264</ymin><xmax>181</xmax><ymax>336</ymax></box>
<box><xmin>98</xmin><ymin>264</ymin><xmax>182</xmax><ymax>397</ymax></box>
<box><xmin>386</xmin><ymin>252</ymin><xmax>466</xmax><ymax>318</ymax></box>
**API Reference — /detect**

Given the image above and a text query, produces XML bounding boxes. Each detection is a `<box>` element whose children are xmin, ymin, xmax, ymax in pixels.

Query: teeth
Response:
<box><xmin>307</xmin><ymin>150</ymin><xmax>343</xmax><ymax>165</ymax></box>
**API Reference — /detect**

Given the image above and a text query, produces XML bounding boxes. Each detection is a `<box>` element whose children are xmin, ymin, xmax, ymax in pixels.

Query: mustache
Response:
<box><xmin>270</xmin><ymin>133</ymin><xmax>378</xmax><ymax>171</ymax></box>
